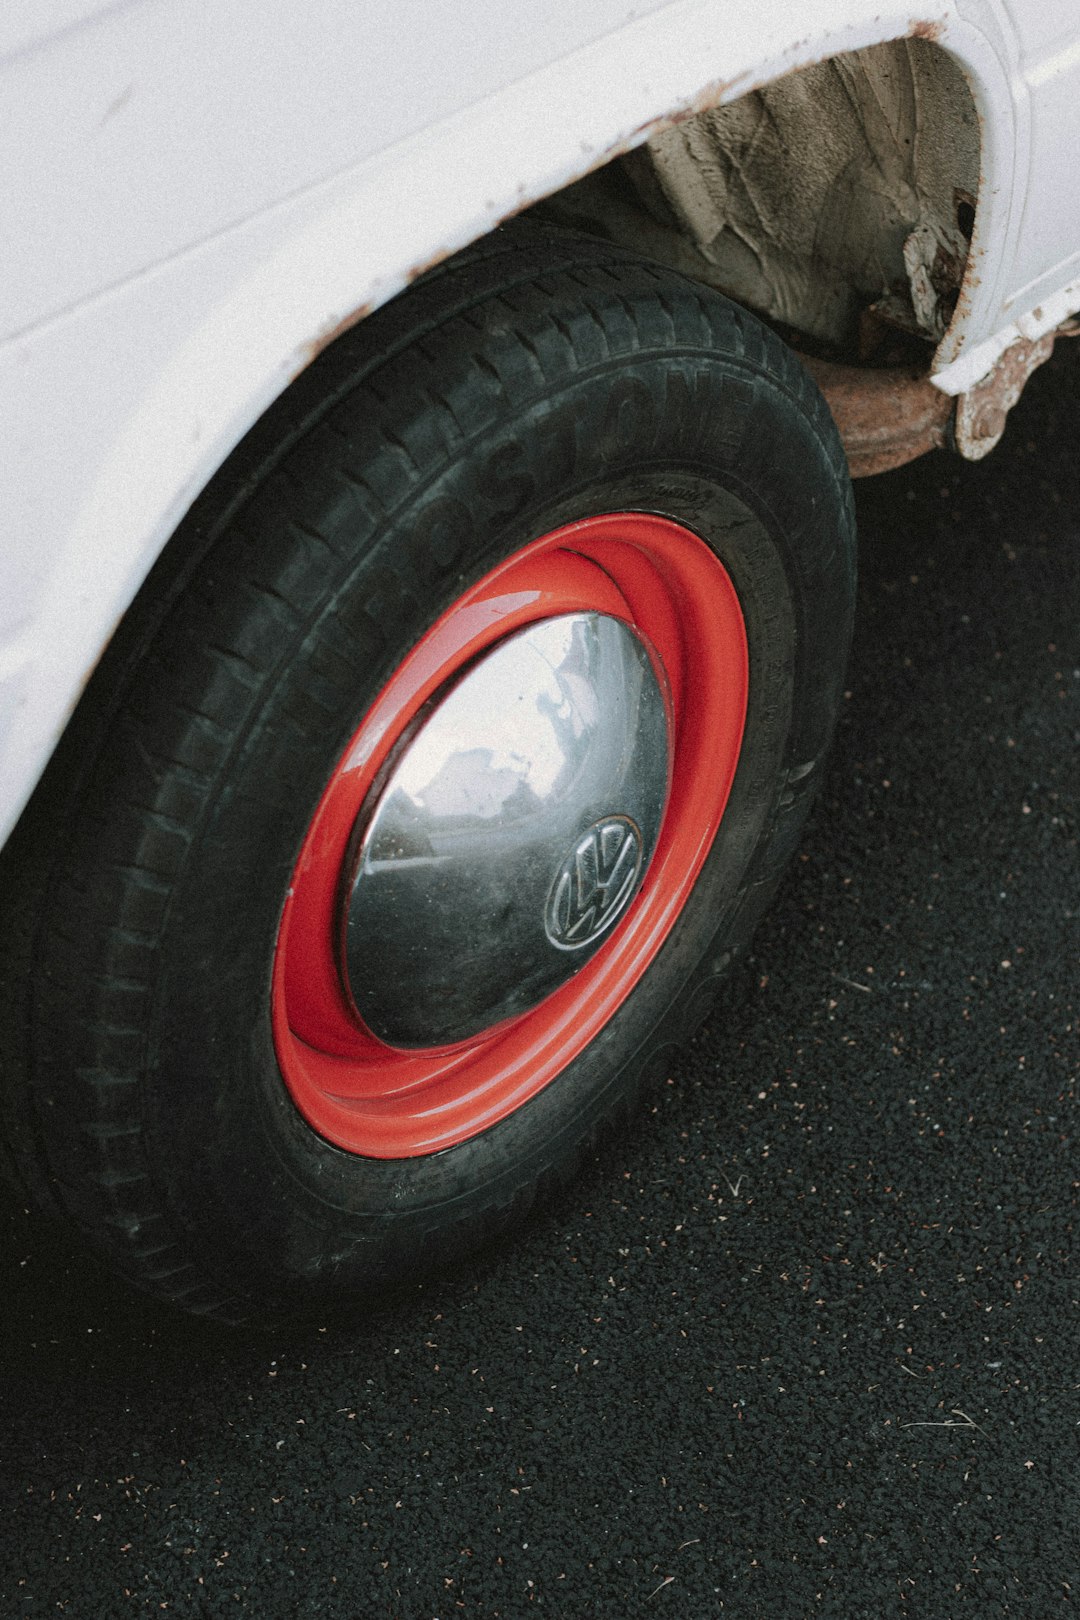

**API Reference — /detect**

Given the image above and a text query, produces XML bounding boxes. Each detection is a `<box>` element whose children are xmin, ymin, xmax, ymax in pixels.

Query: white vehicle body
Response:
<box><xmin>2</xmin><ymin>0</ymin><xmax>1079</xmax><ymax>851</ymax></box>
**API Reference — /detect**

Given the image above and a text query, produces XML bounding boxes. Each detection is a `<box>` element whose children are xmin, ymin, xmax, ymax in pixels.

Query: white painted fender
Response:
<box><xmin>1</xmin><ymin>0</ymin><xmax>1077</xmax><ymax>849</ymax></box>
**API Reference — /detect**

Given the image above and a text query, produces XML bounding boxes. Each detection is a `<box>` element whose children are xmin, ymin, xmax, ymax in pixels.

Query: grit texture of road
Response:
<box><xmin>2</xmin><ymin>343</ymin><xmax>1078</xmax><ymax>1620</ymax></box>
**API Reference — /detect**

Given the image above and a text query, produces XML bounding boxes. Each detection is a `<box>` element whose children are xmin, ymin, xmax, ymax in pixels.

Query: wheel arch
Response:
<box><xmin>1</xmin><ymin>1</ymin><xmax>1019</xmax><ymax>851</ymax></box>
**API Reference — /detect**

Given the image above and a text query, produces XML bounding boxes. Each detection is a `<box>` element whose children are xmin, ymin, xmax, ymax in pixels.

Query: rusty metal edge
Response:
<box><xmin>799</xmin><ymin>354</ymin><xmax>953</xmax><ymax>478</ymax></box>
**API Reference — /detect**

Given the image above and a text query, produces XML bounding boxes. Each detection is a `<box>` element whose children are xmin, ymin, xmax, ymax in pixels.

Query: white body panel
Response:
<box><xmin>2</xmin><ymin>0</ymin><xmax>1079</xmax><ymax>848</ymax></box>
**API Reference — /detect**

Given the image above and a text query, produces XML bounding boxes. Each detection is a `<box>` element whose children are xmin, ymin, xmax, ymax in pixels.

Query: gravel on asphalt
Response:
<box><xmin>1</xmin><ymin>343</ymin><xmax>1077</xmax><ymax>1619</ymax></box>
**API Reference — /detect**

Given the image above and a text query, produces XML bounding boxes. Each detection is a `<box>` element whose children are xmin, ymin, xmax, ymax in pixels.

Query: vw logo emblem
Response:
<box><xmin>545</xmin><ymin>815</ymin><xmax>644</xmax><ymax>951</ymax></box>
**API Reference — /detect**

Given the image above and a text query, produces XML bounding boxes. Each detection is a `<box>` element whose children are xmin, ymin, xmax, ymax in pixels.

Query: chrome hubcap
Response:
<box><xmin>343</xmin><ymin>613</ymin><xmax>670</xmax><ymax>1047</ymax></box>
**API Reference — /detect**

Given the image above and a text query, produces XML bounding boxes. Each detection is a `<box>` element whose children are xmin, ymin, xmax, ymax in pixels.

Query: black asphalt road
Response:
<box><xmin>2</xmin><ymin>344</ymin><xmax>1078</xmax><ymax>1619</ymax></box>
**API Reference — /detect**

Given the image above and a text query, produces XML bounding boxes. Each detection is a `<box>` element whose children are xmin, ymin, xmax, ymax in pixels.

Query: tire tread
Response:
<box><xmin>2</xmin><ymin>223</ymin><xmax>854</xmax><ymax>1321</ymax></box>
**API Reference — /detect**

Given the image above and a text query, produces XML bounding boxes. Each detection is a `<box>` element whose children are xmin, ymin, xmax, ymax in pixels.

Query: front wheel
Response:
<box><xmin>5</xmin><ymin>231</ymin><xmax>855</xmax><ymax>1320</ymax></box>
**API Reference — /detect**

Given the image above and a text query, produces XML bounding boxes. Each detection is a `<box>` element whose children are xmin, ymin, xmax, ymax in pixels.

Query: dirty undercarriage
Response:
<box><xmin>533</xmin><ymin>37</ymin><xmax>1060</xmax><ymax>472</ymax></box>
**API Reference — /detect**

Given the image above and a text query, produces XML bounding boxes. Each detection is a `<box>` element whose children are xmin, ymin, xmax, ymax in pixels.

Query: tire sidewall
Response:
<box><xmin>143</xmin><ymin>337</ymin><xmax>850</xmax><ymax>1305</ymax></box>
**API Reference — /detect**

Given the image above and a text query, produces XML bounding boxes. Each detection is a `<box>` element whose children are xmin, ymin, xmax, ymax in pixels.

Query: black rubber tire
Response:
<box><xmin>0</xmin><ymin>227</ymin><xmax>855</xmax><ymax>1322</ymax></box>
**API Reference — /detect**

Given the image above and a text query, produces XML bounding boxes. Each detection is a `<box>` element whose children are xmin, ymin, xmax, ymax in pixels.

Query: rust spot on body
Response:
<box><xmin>293</xmin><ymin>303</ymin><xmax>374</xmax><ymax>378</ymax></box>
<box><xmin>405</xmin><ymin>245</ymin><xmax>453</xmax><ymax>284</ymax></box>
<box><xmin>954</xmin><ymin>332</ymin><xmax>1057</xmax><ymax>459</ymax></box>
<box><xmin>909</xmin><ymin>19</ymin><xmax>943</xmax><ymax>41</ymax></box>
<box><xmin>594</xmin><ymin>73</ymin><xmax>747</xmax><ymax>171</ymax></box>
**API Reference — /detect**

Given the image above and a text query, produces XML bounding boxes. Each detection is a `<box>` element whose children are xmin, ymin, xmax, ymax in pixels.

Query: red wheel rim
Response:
<box><xmin>272</xmin><ymin>513</ymin><xmax>748</xmax><ymax>1157</ymax></box>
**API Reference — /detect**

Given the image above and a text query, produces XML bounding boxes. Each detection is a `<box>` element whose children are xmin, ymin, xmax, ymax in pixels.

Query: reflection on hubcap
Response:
<box><xmin>343</xmin><ymin>613</ymin><xmax>670</xmax><ymax>1047</ymax></box>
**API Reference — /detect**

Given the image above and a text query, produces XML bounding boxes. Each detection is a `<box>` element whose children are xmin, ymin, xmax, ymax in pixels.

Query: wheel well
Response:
<box><xmin>527</xmin><ymin>36</ymin><xmax>980</xmax><ymax>366</ymax></box>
